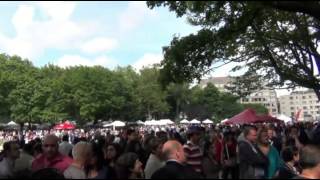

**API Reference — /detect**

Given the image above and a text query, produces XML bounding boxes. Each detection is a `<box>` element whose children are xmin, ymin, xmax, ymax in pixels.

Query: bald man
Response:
<box><xmin>151</xmin><ymin>140</ymin><xmax>202</xmax><ymax>179</ymax></box>
<box><xmin>32</xmin><ymin>134</ymin><xmax>72</xmax><ymax>173</ymax></box>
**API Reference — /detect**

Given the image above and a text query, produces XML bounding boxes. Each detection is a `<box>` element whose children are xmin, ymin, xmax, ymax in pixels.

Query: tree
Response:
<box><xmin>147</xmin><ymin>1</ymin><xmax>320</xmax><ymax>99</ymax></box>
<box><xmin>241</xmin><ymin>103</ymin><xmax>269</xmax><ymax>115</ymax></box>
<box><xmin>166</xmin><ymin>83</ymin><xmax>190</xmax><ymax>121</ymax></box>
<box><xmin>136</xmin><ymin>67</ymin><xmax>169</xmax><ymax>120</ymax></box>
<box><xmin>225</xmin><ymin>73</ymin><xmax>264</xmax><ymax>98</ymax></box>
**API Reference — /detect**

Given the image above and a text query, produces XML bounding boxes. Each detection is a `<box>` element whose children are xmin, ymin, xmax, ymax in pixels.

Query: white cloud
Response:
<box><xmin>119</xmin><ymin>1</ymin><xmax>157</xmax><ymax>32</ymax></box>
<box><xmin>133</xmin><ymin>53</ymin><xmax>163</xmax><ymax>71</ymax></box>
<box><xmin>55</xmin><ymin>54</ymin><xmax>117</xmax><ymax>69</ymax></box>
<box><xmin>0</xmin><ymin>2</ymin><xmax>104</xmax><ymax>62</ymax></box>
<box><xmin>81</xmin><ymin>37</ymin><xmax>118</xmax><ymax>54</ymax></box>
<box><xmin>35</xmin><ymin>1</ymin><xmax>75</xmax><ymax>21</ymax></box>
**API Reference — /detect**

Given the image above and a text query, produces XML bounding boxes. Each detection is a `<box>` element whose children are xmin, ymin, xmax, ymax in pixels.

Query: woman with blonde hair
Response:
<box><xmin>63</xmin><ymin>141</ymin><xmax>91</xmax><ymax>179</ymax></box>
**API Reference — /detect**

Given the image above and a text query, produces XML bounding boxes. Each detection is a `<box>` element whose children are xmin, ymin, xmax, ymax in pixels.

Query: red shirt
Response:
<box><xmin>32</xmin><ymin>153</ymin><xmax>72</xmax><ymax>173</ymax></box>
<box><xmin>214</xmin><ymin>139</ymin><xmax>223</xmax><ymax>163</ymax></box>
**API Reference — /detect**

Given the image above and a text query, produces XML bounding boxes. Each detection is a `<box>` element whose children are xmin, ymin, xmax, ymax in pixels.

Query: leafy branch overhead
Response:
<box><xmin>147</xmin><ymin>1</ymin><xmax>320</xmax><ymax>99</ymax></box>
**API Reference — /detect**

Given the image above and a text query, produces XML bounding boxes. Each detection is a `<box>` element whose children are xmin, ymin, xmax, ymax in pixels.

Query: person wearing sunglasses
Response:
<box><xmin>32</xmin><ymin>134</ymin><xmax>72</xmax><ymax>174</ymax></box>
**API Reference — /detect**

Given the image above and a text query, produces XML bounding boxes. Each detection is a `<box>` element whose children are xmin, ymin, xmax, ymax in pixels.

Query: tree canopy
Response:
<box><xmin>0</xmin><ymin>53</ymin><xmax>267</xmax><ymax>125</ymax></box>
<box><xmin>147</xmin><ymin>1</ymin><xmax>320</xmax><ymax>99</ymax></box>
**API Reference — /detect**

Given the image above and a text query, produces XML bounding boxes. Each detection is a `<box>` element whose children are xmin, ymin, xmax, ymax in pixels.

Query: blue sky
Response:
<box><xmin>0</xmin><ymin>1</ymin><xmax>203</xmax><ymax>71</ymax></box>
<box><xmin>0</xmin><ymin>1</ymin><xmax>295</xmax><ymax>96</ymax></box>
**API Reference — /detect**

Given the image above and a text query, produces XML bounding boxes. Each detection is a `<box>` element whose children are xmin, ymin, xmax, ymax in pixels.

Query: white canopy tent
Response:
<box><xmin>7</xmin><ymin>121</ymin><xmax>18</xmax><ymax>126</ymax></box>
<box><xmin>136</xmin><ymin>120</ymin><xmax>144</xmax><ymax>125</ymax></box>
<box><xmin>144</xmin><ymin>120</ymin><xmax>159</xmax><ymax>126</ymax></box>
<box><xmin>220</xmin><ymin>119</ymin><xmax>229</xmax><ymax>124</ymax></box>
<box><xmin>103</xmin><ymin>121</ymin><xmax>126</xmax><ymax>127</ymax></box>
<box><xmin>276</xmin><ymin>114</ymin><xmax>292</xmax><ymax>123</ymax></box>
<box><xmin>202</xmin><ymin>119</ymin><xmax>213</xmax><ymax>124</ymax></box>
<box><xmin>190</xmin><ymin>119</ymin><xmax>200</xmax><ymax>124</ymax></box>
<box><xmin>159</xmin><ymin>119</ymin><xmax>174</xmax><ymax>125</ymax></box>
<box><xmin>180</xmin><ymin>119</ymin><xmax>190</xmax><ymax>124</ymax></box>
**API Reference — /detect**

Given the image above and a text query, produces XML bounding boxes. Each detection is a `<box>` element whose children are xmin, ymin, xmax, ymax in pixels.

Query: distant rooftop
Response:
<box><xmin>199</xmin><ymin>76</ymin><xmax>234</xmax><ymax>86</ymax></box>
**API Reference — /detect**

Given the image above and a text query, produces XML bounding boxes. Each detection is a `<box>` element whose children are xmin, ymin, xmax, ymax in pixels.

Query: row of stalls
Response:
<box><xmin>0</xmin><ymin>108</ymin><xmax>296</xmax><ymax>131</ymax></box>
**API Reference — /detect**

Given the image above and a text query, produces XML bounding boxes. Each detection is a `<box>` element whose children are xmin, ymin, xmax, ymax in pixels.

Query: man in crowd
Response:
<box><xmin>151</xmin><ymin>140</ymin><xmax>201</xmax><ymax>179</ymax></box>
<box><xmin>144</xmin><ymin>138</ymin><xmax>165</xmax><ymax>178</ymax></box>
<box><xmin>183</xmin><ymin>126</ymin><xmax>203</xmax><ymax>175</ymax></box>
<box><xmin>0</xmin><ymin>141</ymin><xmax>20</xmax><ymax>178</ymax></box>
<box><xmin>14</xmin><ymin>142</ymin><xmax>34</xmax><ymax>173</ymax></box>
<box><xmin>32</xmin><ymin>134</ymin><xmax>72</xmax><ymax>173</ymax></box>
<box><xmin>238</xmin><ymin>126</ymin><xmax>269</xmax><ymax>179</ymax></box>
<box><xmin>59</xmin><ymin>134</ymin><xmax>73</xmax><ymax>157</ymax></box>
<box><xmin>294</xmin><ymin>145</ymin><xmax>320</xmax><ymax>179</ymax></box>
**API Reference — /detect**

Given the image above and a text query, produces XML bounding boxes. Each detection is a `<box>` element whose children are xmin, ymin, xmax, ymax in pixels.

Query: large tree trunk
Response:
<box><xmin>175</xmin><ymin>99</ymin><xmax>180</xmax><ymax>122</ymax></box>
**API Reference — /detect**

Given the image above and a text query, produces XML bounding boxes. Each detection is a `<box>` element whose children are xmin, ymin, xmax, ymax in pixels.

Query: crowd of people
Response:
<box><xmin>1</xmin><ymin>122</ymin><xmax>320</xmax><ymax>179</ymax></box>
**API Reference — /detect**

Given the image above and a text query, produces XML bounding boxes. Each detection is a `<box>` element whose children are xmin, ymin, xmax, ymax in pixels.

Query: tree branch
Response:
<box><xmin>263</xmin><ymin>1</ymin><xmax>320</xmax><ymax>21</ymax></box>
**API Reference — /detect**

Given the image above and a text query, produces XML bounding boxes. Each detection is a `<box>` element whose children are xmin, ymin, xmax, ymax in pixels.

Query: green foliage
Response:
<box><xmin>241</xmin><ymin>103</ymin><xmax>269</xmax><ymax>115</ymax></box>
<box><xmin>147</xmin><ymin>1</ymin><xmax>320</xmax><ymax>100</ymax></box>
<box><xmin>0</xmin><ymin>53</ymin><xmax>270</xmax><ymax>125</ymax></box>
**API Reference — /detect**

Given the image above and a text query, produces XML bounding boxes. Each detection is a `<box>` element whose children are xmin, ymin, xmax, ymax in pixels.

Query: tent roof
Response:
<box><xmin>276</xmin><ymin>114</ymin><xmax>292</xmax><ymax>123</ymax></box>
<box><xmin>190</xmin><ymin>119</ymin><xmax>200</xmax><ymax>124</ymax></box>
<box><xmin>225</xmin><ymin>108</ymin><xmax>281</xmax><ymax>125</ymax></box>
<box><xmin>7</xmin><ymin>121</ymin><xmax>18</xmax><ymax>126</ymax></box>
<box><xmin>180</xmin><ymin>119</ymin><xmax>190</xmax><ymax>124</ymax></box>
<box><xmin>202</xmin><ymin>119</ymin><xmax>213</xmax><ymax>124</ymax></box>
<box><xmin>54</xmin><ymin>121</ymin><xmax>76</xmax><ymax>130</ymax></box>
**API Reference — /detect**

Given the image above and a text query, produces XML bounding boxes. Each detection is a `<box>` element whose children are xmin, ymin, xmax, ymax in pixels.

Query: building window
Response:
<box><xmin>291</xmin><ymin>107</ymin><xmax>294</xmax><ymax>110</ymax></box>
<box><xmin>290</xmin><ymin>97</ymin><xmax>293</xmax><ymax>100</ymax></box>
<box><xmin>309</xmin><ymin>95</ymin><xmax>312</xmax><ymax>98</ymax></box>
<box><xmin>303</xmin><ymin>106</ymin><xmax>307</xmax><ymax>110</ymax></box>
<box><xmin>272</xmin><ymin>109</ymin><xmax>277</xmax><ymax>112</ymax></box>
<box><xmin>303</xmin><ymin>96</ymin><xmax>306</xmax><ymax>99</ymax></box>
<box><xmin>317</xmin><ymin>111</ymin><xmax>320</xmax><ymax>114</ymax></box>
<box><xmin>310</xmin><ymin>106</ymin><xmax>313</xmax><ymax>109</ymax></box>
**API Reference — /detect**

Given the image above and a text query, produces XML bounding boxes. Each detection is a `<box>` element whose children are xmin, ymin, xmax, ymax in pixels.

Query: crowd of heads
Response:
<box><xmin>0</xmin><ymin>122</ymin><xmax>320</xmax><ymax>179</ymax></box>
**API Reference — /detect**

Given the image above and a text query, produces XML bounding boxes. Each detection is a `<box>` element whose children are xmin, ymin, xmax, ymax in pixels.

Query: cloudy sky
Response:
<box><xmin>0</xmin><ymin>1</ymin><xmax>248</xmax><ymax>76</ymax></box>
<box><xmin>0</xmin><ymin>1</ymin><xmax>298</xmax><ymax>96</ymax></box>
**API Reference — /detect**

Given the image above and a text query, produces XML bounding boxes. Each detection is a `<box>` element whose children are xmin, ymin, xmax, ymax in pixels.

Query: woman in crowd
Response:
<box><xmin>104</xmin><ymin>143</ymin><xmax>121</xmax><ymax>179</ymax></box>
<box><xmin>202</xmin><ymin>140</ymin><xmax>221</xmax><ymax>179</ymax></box>
<box><xmin>115</xmin><ymin>152</ymin><xmax>144</xmax><ymax>179</ymax></box>
<box><xmin>85</xmin><ymin>142</ymin><xmax>108</xmax><ymax>179</ymax></box>
<box><xmin>257</xmin><ymin>127</ymin><xmax>282</xmax><ymax>179</ymax></box>
<box><xmin>277</xmin><ymin>146</ymin><xmax>300</xmax><ymax>179</ymax></box>
<box><xmin>64</xmin><ymin>141</ymin><xmax>90</xmax><ymax>179</ymax></box>
<box><xmin>222</xmin><ymin>132</ymin><xmax>238</xmax><ymax>179</ymax></box>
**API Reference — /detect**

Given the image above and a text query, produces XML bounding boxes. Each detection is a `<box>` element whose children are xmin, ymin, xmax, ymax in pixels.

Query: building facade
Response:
<box><xmin>240</xmin><ymin>89</ymin><xmax>279</xmax><ymax>116</ymax></box>
<box><xmin>279</xmin><ymin>90</ymin><xmax>320</xmax><ymax>121</ymax></box>
<box><xmin>199</xmin><ymin>77</ymin><xmax>233</xmax><ymax>92</ymax></box>
<box><xmin>199</xmin><ymin>77</ymin><xmax>279</xmax><ymax>116</ymax></box>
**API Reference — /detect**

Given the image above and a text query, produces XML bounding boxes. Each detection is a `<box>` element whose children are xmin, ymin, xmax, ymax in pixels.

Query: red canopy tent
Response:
<box><xmin>256</xmin><ymin>115</ymin><xmax>282</xmax><ymax>124</ymax></box>
<box><xmin>224</xmin><ymin>108</ymin><xmax>281</xmax><ymax>125</ymax></box>
<box><xmin>53</xmin><ymin>121</ymin><xmax>76</xmax><ymax>130</ymax></box>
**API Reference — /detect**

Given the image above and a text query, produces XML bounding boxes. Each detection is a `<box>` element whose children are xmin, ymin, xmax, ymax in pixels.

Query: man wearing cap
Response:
<box><xmin>183</xmin><ymin>126</ymin><xmax>203</xmax><ymax>175</ymax></box>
